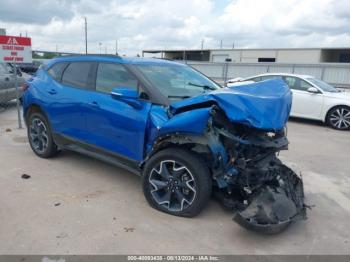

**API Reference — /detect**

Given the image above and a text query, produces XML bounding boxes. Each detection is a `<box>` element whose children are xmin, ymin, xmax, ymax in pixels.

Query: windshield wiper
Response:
<box><xmin>187</xmin><ymin>82</ymin><xmax>216</xmax><ymax>90</ymax></box>
<box><xmin>168</xmin><ymin>95</ymin><xmax>191</xmax><ymax>99</ymax></box>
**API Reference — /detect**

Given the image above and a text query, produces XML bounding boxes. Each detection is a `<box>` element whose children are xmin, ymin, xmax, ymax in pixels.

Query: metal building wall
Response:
<box><xmin>186</xmin><ymin>61</ymin><xmax>350</xmax><ymax>88</ymax></box>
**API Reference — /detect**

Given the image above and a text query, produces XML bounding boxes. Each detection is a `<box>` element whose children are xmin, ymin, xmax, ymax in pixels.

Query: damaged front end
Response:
<box><xmin>212</xmin><ymin>123</ymin><xmax>307</xmax><ymax>234</ymax></box>
<box><xmin>146</xmin><ymin>78</ymin><xmax>307</xmax><ymax>233</ymax></box>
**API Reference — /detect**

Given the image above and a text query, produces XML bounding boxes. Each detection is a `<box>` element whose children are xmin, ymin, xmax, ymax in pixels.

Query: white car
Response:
<box><xmin>227</xmin><ymin>73</ymin><xmax>350</xmax><ymax>130</ymax></box>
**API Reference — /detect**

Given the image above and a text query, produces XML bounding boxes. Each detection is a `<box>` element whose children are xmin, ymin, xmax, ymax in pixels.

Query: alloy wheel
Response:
<box><xmin>329</xmin><ymin>107</ymin><xmax>350</xmax><ymax>129</ymax></box>
<box><xmin>29</xmin><ymin>117</ymin><xmax>49</xmax><ymax>154</ymax></box>
<box><xmin>149</xmin><ymin>160</ymin><xmax>196</xmax><ymax>212</ymax></box>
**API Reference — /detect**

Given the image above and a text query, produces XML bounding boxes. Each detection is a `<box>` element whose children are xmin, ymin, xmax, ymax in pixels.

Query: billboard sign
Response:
<box><xmin>0</xmin><ymin>35</ymin><xmax>32</xmax><ymax>63</ymax></box>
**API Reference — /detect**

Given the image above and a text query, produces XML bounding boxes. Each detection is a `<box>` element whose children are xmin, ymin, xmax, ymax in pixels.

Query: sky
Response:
<box><xmin>0</xmin><ymin>0</ymin><xmax>349</xmax><ymax>56</ymax></box>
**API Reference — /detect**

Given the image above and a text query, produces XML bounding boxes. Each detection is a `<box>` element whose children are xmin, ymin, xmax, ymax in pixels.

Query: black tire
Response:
<box><xmin>142</xmin><ymin>148</ymin><xmax>212</xmax><ymax>217</ymax></box>
<box><xmin>326</xmin><ymin>106</ymin><xmax>350</xmax><ymax>130</ymax></box>
<box><xmin>27</xmin><ymin>112</ymin><xmax>59</xmax><ymax>158</ymax></box>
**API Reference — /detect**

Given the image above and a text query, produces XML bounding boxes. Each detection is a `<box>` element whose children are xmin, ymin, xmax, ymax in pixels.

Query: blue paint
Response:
<box><xmin>170</xmin><ymin>78</ymin><xmax>292</xmax><ymax>131</ymax></box>
<box><xmin>23</xmin><ymin>56</ymin><xmax>291</xmax><ymax>166</ymax></box>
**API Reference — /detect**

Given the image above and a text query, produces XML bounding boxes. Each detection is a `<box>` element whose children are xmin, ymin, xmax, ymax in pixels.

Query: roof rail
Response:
<box><xmin>56</xmin><ymin>54</ymin><xmax>122</xmax><ymax>59</ymax></box>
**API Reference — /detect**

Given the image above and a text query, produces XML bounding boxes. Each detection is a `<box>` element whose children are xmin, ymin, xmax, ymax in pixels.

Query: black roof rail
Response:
<box><xmin>56</xmin><ymin>54</ymin><xmax>122</xmax><ymax>59</ymax></box>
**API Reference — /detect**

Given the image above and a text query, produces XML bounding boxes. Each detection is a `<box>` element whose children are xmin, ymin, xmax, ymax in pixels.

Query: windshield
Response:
<box><xmin>135</xmin><ymin>64</ymin><xmax>221</xmax><ymax>101</ymax></box>
<box><xmin>306</xmin><ymin>78</ymin><xmax>339</xmax><ymax>92</ymax></box>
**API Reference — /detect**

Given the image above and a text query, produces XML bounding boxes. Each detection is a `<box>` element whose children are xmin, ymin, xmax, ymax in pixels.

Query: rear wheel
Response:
<box><xmin>27</xmin><ymin>112</ymin><xmax>59</xmax><ymax>158</ymax></box>
<box><xmin>327</xmin><ymin>106</ymin><xmax>350</xmax><ymax>130</ymax></box>
<box><xmin>142</xmin><ymin>148</ymin><xmax>212</xmax><ymax>217</ymax></box>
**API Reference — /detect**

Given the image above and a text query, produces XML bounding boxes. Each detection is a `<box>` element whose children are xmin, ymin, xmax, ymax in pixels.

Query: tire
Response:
<box><xmin>326</xmin><ymin>106</ymin><xmax>350</xmax><ymax>130</ymax></box>
<box><xmin>27</xmin><ymin>112</ymin><xmax>59</xmax><ymax>158</ymax></box>
<box><xmin>142</xmin><ymin>148</ymin><xmax>212</xmax><ymax>217</ymax></box>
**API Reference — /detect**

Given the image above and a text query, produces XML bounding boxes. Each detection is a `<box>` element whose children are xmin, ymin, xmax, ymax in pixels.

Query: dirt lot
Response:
<box><xmin>0</xmin><ymin>101</ymin><xmax>350</xmax><ymax>255</ymax></box>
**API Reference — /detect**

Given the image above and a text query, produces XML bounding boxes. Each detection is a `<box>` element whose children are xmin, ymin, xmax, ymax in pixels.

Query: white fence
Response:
<box><xmin>185</xmin><ymin>61</ymin><xmax>350</xmax><ymax>88</ymax></box>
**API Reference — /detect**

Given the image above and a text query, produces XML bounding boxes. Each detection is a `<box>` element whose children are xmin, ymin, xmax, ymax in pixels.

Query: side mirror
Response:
<box><xmin>111</xmin><ymin>87</ymin><xmax>142</xmax><ymax>108</ymax></box>
<box><xmin>307</xmin><ymin>87</ymin><xmax>319</xmax><ymax>94</ymax></box>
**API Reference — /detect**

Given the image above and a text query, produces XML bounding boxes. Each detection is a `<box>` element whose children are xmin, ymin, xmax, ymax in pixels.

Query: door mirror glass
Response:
<box><xmin>307</xmin><ymin>87</ymin><xmax>319</xmax><ymax>93</ymax></box>
<box><xmin>111</xmin><ymin>87</ymin><xmax>142</xmax><ymax>108</ymax></box>
<box><xmin>111</xmin><ymin>87</ymin><xmax>139</xmax><ymax>99</ymax></box>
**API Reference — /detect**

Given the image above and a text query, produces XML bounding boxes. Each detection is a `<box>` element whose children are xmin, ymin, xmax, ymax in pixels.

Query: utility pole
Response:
<box><xmin>84</xmin><ymin>17</ymin><xmax>88</xmax><ymax>54</ymax></box>
<box><xmin>99</xmin><ymin>43</ymin><xmax>102</xmax><ymax>54</ymax></box>
<box><xmin>115</xmin><ymin>40</ymin><xmax>118</xmax><ymax>55</ymax></box>
<box><xmin>201</xmin><ymin>39</ymin><xmax>204</xmax><ymax>61</ymax></box>
<box><xmin>232</xmin><ymin>42</ymin><xmax>235</xmax><ymax>49</ymax></box>
<box><xmin>220</xmin><ymin>40</ymin><xmax>223</xmax><ymax>49</ymax></box>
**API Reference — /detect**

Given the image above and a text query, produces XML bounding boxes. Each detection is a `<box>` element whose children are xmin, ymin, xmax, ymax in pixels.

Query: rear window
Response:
<box><xmin>47</xmin><ymin>62</ymin><xmax>68</xmax><ymax>81</ymax></box>
<box><xmin>62</xmin><ymin>62</ymin><xmax>93</xmax><ymax>89</ymax></box>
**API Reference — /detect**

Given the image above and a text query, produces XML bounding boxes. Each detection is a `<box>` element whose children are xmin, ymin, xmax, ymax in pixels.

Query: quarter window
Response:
<box><xmin>96</xmin><ymin>63</ymin><xmax>138</xmax><ymax>94</ymax></box>
<box><xmin>62</xmin><ymin>62</ymin><xmax>93</xmax><ymax>89</ymax></box>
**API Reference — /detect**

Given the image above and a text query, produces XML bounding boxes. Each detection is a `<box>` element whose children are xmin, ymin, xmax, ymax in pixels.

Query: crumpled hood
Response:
<box><xmin>170</xmin><ymin>78</ymin><xmax>292</xmax><ymax>131</ymax></box>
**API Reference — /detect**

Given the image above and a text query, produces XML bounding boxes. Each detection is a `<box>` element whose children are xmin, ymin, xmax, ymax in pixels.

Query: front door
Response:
<box><xmin>283</xmin><ymin>76</ymin><xmax>324</xmax><ymax>120</ymax></box>
<box><xmin>85</xmin><ymin>62</ymin><xmax>151</xmax><ymax>162</ymax></box>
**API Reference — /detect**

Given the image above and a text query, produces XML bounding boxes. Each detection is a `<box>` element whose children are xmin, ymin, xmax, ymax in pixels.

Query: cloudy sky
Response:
<box><xmin>0</xmin><ymin>0</ymin><xmax>349</xmax><ymax>56</ymax></box>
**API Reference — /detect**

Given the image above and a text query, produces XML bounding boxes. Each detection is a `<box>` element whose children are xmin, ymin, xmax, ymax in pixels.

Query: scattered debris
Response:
<box><xmin>56</xmin><ymin>232</ymin><xmax>68</xmax><ymax>239</ymax></box>
<box><xmin>21</xmin><ymin>174</ymin><xmax>31</xmax><ymax>179</ymax></box>
<box><xmin>123</xmin><ymin>227</ymin><xmax>135</xmax><ymax>232</ymax></box>
<box><xmin>5</xmin><ymin>128</ymin><xmax>12</xmax><ymax>132</ymax></box>
<box><xmin>113</xmin><ymin>217</ymin><xmax>116</xmax><ymax>220</ymax></box>
<box><xmin>54</xmin><ymin>203</ymin><xmax>61</xmax><ymax>207</ymax></box>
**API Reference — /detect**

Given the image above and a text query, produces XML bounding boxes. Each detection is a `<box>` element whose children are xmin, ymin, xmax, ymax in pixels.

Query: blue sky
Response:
<box><xmin>0</xmin><ymin>0</ymin><xmax>349</xmax><ymax>56</ymax></box>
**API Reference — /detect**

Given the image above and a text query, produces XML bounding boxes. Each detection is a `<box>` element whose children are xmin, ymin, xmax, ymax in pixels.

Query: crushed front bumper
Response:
<box><xmin>216</xmin><ymin>163</ymin><xmax>307</xmax><ymax>234</ymax></box>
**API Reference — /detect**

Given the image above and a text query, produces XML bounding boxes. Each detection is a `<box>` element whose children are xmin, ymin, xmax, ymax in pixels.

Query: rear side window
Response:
<box><xmin>96</xmin><ymin>63</ymin><xmax>138</xmax><ymax>93</ymax></box>
<box><xmin>249</xmin><ymin>76</ymin><xmax>262</xmax><ymax>82</ymax></box>
<box><xmin>47</xmin><ymin>62</ymin><xmax>68</xmax><ymax>81</ymax></box>
<box><xmin>261</xmin><ymin>75</ymin><xmax>278</xmax><ymax>81</ymax></box>
<box><xmin>62</xmin><ymin>62</ymin><xmax>94</xmax><ymax>89</ymax></box>
<box><xmin>0</xmin><ymin>63</ymin><xmax>7</xmax><ymax>74</ymax></box>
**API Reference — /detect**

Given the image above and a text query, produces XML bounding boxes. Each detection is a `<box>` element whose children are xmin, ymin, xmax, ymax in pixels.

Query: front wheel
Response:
<box><xmin>142</xmin><ymin>148</ymin><xmax>212</xmax><ymax>217</ymax></box>
<box><xmin>327</xmin><ymin>106</ymin><xmax>350</xmax><ymax>130</ymax></box>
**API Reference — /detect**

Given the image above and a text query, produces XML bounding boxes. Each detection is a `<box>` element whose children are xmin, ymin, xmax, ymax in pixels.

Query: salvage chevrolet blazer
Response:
<box><xmin>22</xmin><ymin>55</ymin><xmax>307</xmax><ymax>233</ymax></box>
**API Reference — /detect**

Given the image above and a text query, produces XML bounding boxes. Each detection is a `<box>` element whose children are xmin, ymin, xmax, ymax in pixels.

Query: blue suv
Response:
<box><xmin>23</xmin><ymin>55</ymin><xmax>306</xmax><ymax>233</ymax></box>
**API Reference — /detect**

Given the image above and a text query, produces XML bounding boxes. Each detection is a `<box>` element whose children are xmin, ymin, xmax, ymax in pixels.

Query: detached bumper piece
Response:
<box><xmin>233</xmin><ymin>164</ymin><xmax>306</xmax><ymax>234</ymax></box>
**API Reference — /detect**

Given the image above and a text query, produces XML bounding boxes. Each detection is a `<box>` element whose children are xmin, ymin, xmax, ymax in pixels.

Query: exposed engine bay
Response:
<box><xmin>210</xmin><ymin>108</ymin><xmax>306</xmax><ymax>233</ymax></box>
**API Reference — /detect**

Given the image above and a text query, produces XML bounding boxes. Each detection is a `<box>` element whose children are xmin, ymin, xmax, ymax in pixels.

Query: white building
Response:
<box><xmin>142</xmin><ymin>47</ymin><xmax>350</xmax><ymax>63</ymax></box>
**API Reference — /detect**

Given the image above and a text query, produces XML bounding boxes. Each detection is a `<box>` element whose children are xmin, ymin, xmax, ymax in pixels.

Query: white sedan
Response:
<box><xmin>227</xmin><ymin>73</ymin><xmax>350</xmax><ymax>130</ymax></box>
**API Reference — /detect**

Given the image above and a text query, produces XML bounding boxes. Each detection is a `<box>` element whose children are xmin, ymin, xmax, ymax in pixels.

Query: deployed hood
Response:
<box><xmin>170</xmin><ymin>78</ymin><xmax>292</xmax><ymax>131</ymax></box>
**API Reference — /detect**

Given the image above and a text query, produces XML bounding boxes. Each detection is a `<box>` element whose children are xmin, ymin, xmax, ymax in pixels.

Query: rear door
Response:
<box><xmin>45</xmin><ymin>61</ymin><xmax>96</xmax><ymax>142</ymax></box>
<box><xmin>283</xmin><ymin>76</ymin><xmax>324</xmax><ymax>119</ymax></box>
<box><xmin>85</xmin><ymin>62</ymin><xmax>152</xmax><ymax>161</ymax></box>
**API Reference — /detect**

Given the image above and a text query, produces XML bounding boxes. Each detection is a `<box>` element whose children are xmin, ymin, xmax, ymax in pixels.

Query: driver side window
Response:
<box><xmin>96</xmin><ymin>63</ymin><xmax>138</xmax><ymax>93</ymax></box>
<box><xmin>283</xmin><ymin>76</ymin><xmax>312</xmax><ymax>91</ymax></box>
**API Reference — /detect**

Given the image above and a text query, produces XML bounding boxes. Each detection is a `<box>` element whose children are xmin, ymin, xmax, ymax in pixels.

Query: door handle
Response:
<box><xmin>48</xmin><ymin>89</ymin><xmax>57</xmax><ymax>95</ymax></box>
